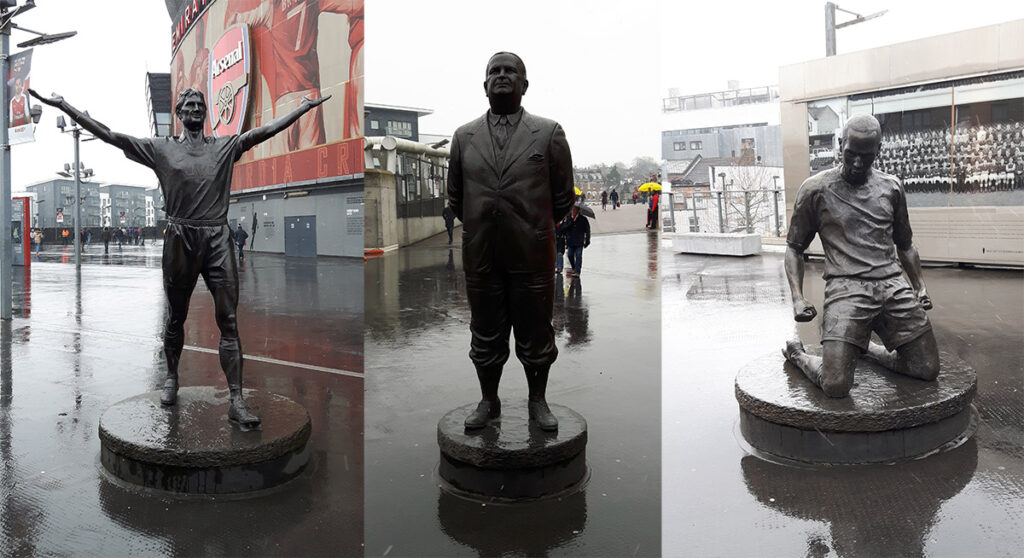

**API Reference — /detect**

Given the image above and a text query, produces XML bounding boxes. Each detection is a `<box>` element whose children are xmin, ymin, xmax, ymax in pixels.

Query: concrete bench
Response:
<box><xmin>673</xmin><ymin>232</ymin><xmax>761</xmax><ymax>256</ymax></box>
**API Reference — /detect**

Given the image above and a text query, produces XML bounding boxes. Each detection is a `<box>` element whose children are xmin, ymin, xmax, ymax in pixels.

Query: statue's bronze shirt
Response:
<box><xmin>121</xmin><ymin>135</ymin><xmax>247</xmax><ymax>222</ymax></box>
<box><xmin>788</xmin><ymin>166</ymin><xmax>913</xmax><ymax>280</ymax></box>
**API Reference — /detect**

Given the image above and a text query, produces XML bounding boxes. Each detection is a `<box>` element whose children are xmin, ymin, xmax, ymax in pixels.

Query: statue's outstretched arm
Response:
<box><xmin>238</xmin><ymin>95</ymin><xmax>331</xmax><ymax>154</ymax></box>
<box><xmin>29</xmin><ymin>89</ymin><xmax>132</xmax><ymax>150</ymax></box>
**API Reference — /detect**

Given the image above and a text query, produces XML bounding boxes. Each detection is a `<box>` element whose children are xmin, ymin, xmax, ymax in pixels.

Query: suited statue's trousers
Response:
<box><xmin>465</xmin><ymin>269</ymin><xmax>558</xmax><ymax>370</ymax></box>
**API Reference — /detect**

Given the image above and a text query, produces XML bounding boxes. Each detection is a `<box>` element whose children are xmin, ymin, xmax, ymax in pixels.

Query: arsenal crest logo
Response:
<box><xmin>208</xmin><ymin>25</ymin><xmax>251</xmax><ymax>137</ymax></box>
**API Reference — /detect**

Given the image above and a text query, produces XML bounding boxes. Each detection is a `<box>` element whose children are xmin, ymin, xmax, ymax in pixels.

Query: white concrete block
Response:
<box><xmin>673</xmin><ymin>233</ymin><xmax>762</xmax><ymax>256</ymax></box>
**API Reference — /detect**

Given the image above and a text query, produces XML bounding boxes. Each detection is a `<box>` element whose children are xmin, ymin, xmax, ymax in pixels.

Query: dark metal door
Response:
<box><xmin>284</xmin><ymin>215</ymin><xmax>316</xmax><ymax>257</ymax></box>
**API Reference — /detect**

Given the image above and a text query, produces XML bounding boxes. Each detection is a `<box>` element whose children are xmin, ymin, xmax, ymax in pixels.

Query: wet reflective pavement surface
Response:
<box><xmin>1</xmin><ymin>246</ymin><xmax>363</xmax><ymax>556</ymax></box>
<box><xmin>25</xmin><ymin>243</ymin><xmax>363</xmax><ymax>372</ymax></box>
<box><xmin>365</xmin><ymin>231</ymin><xmax>661</xmax><ymax>556</ymax></box>
<box><xmin>663</xmin><ymin>243</ymin><xmax>1023</xmax><ymax>556</ymax></box>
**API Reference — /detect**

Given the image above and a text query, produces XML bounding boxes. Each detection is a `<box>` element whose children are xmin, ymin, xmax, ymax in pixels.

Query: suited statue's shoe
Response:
<box><xmin>528</xmin><ymin>399</ymin><xmax>558</xmax><ymax>431</ymax></box>
<box><xmin>464</xmin><ymin>399</ymin><xmax>500</xmax><ymax>429</ymax></box>
<box><xmin>159</xmin><ymin>376</ymin><xmax>178</xmax><ymax>406</ymax></box>
<box><xmin>228</xmin><ymin>394</ymin><xmax>261</xmax><ymax>427</ymax></box>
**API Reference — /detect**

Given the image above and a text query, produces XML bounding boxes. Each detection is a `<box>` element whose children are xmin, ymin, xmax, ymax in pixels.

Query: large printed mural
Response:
<box><xmin>806</xmin><ymin>71</ymin><xmax>1024</xmax><ymax>208</ymax></box>
<box><xmin>171</xmin><ymin>0</ymin><xmax>364</xmax><ymax>193</ymax></box>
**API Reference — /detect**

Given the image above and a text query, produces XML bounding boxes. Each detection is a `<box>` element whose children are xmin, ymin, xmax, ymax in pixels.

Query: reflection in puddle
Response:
<box><xmin>741</xmin><ymin>438</ymin><xmax>977</xmax><ymax>557</ymax></box>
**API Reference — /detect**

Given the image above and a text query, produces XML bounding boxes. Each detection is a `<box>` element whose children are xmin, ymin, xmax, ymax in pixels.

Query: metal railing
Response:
<box><xmin>366</xmin><ymin>136</ymin><xmax>451</xmax><ymax>220</ymax></box>
<box><xmin>395</xmin><ymin>152</ymin><xmax>448</xmax><ymax>218</ymax></box>
<box><xmin>663</xmin><ymin>188</ymin><xmax>786</xmax><ymax>236</ymax></box>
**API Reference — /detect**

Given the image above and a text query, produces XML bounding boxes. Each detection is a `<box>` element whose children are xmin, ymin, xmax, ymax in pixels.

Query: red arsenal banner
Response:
<box><xmin>8</xmin><ymin>49</ymin><xmax>34</xmax><ymax>145</ymax></box>
<box><xmin>171</xmin><ymin>0</ymin><xmax>364</xmax><ymax>194</ymax></box>
<box><xmin>208</xmin><ymin>24</ymin><xmax>251</xmax><ymax>137</ymax></box>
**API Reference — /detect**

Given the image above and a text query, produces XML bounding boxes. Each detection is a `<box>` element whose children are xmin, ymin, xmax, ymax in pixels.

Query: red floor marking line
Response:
<box><xmin>183</xmin><ymin>344</ymin><xmax>364</xmax><ymax>378</ymax></box>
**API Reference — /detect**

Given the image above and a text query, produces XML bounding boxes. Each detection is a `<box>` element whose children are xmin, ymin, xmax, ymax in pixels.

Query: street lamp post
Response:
<box><xmin>772</xmin><ymin>175</ymin><xmax>781</xmax><ymax>237</ymax></box>
<box><xmin>825</xmin><ymin>2</ymin><xmax>888</xmax><ymax>57</ymax></box>
<box><xmin>56</xmin><ymin>116</ymin><xmax>93</xmax><ymax>268</ymax></box>
<box><xmin>0</xmin><ymin>0</ymin><xmax>75</xmax><ymax>320</ymax></box>
<box><xmin>717</xmin><ymin>172</ymin><xmax>727</xmax><ymax>233</ymax></box>
<box><xmin>1</xmin><ymin>13</ymin><xmax>10</xmax><ymax>319</ymax></box>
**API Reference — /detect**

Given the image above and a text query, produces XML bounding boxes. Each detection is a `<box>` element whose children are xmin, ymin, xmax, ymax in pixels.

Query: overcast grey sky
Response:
<box><xmin>368</xmin><ymin>0</ymin><xmax>1022</xmax><ymax>168</ymax></box>
<box><xmin>11</xmin><ymin>2</ymin><xmax>170</xmax><ymax>192</ymax></box>
<box><xmin>10</xmin><ymin>0</ymin><xmax>1022</xmax><ymax>193</ymax></box>
<box><xmin>365</xmin><ymin>0</ymin><xmax>663</xmax><ymax>168</ymax></box>
<box><xmin>659</xmin><ymin>0</ymin><xmax>1024</xmax><ymax>95</ymax></box>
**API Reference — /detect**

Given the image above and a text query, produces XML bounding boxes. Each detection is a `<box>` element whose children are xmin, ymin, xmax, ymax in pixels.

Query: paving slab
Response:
<box><xmin>1</xmin><ymin>251</ymin><xmax>364</xmax><ymax>556</ymax></box>
<box><xmin>365</xmin><ymin>231</ymin><xmax>661</xmax><ymax>556</ymax></box>
<box><xmin>662</xmin><ymin>246</ymin><xmax>1024</xmax><ymax>556</ymax></box>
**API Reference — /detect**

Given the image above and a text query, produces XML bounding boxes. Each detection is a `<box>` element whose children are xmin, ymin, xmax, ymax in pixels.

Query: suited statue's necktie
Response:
<box><xmin>495</xmin><ymin>115</ymin><xmax>510</xmax><ymax>151</ymax></box>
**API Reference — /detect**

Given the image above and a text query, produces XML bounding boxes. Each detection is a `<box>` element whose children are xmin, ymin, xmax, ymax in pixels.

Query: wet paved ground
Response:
<box><xmin>1</xmin><ymin>245</ymin><xmax>364</xmax><ymax>556</ymax></box>
<box><xmin>365</xmin><ymin>230</ymin><xmax>661</xmax><ymax>556</ymax></box>
<box><xmin>662</xmin><ymin>241</ymin><xmax>1024</xmax><ymax>557</ymax></box>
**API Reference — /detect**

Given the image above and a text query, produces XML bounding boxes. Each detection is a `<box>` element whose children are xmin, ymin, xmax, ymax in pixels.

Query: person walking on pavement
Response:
<box><xmin>610</xmin><ymin>189</ymin><xmax>618</xmax><ymax>210</ymax></box>
<box><xmin>61</xmin><ymin>228</ymin><xmax>69</xmax><ymax>246</ymax></box>
<box><xmin>234</xmin><ymin>223</ymin><xmax>249</xmax><ymax>260</ymax></box>
<box><xmin>442</xmin><ymin>202</ymin><xmax>456</xmax><ymax>244</ymax></box>
<box><xmin>102</xmin><ymin>227</ymin><xmax>111</xmax><ymax>254</ymax></box>
<box><xmin>33</xmin><ymin>229</ymin><xmax>42</xmax><ymax>254</ymax></box>
<box><xmin>601</xmin><ymin>190</ymin><xmax>608</xmax><ymax>211</ymax></box>
<box><xmin>555</xmin><ymin>216</ymin><xmax>567</xmax><ymax>274</ymax></box>
<box><xmin>558</xmin><ymin>204</ymin><xmax>590</xmax><ymax>278</ymax></box>
<box><xmin>647</xmin><ymin>190</ymin><xmax>660</xmax><ymax>229</ymax></box>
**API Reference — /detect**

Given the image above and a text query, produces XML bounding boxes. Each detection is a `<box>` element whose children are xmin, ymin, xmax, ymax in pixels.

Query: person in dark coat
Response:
<box><xmin>555</xmin><ymin>217</ymin><xmax>567</xmax><ymax>273</ymax></box>
<box><xmin>101</xmin><ymin>226</ymin><xmax>111</xmax><ymax>254</ymax></box>
<box><xmin>557</xmin><ymin>204</ymin><xmax>590</xmax><ymax>278</ymax></box>
<box><xmin>447</xmin><ymin>52</ymin><xmax>575</xmax><ymax>431</ymax></box>
<box><xmin>234</xmin><ymin>223</ymin><xmax>249</xmax><ymax>260</ymax></box>
<box><xmin>610</xmin><ymin>189</ymin><xmax>619</xmax><ymax>209</ymax></box>
<box><xmin>442</xmin><ymin>202</ymin><xmax>456</xmax><ymax>244</ymax></box>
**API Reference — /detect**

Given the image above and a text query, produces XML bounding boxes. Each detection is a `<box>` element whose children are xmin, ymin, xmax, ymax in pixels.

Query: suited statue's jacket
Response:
<box><xmin>447</xmin><ymin>109</ymin><xmax>575</xmax><ymax>274</ymax></box>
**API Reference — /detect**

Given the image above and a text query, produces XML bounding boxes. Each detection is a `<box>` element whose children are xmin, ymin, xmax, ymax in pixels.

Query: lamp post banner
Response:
<box><xmin>7</xmin><ymin>48</ymin><xmax>34</xmax><ymax>145</ymax></box>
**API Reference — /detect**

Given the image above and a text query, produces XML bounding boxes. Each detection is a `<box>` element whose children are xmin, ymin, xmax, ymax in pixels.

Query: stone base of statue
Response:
<box><xmin>735</xmin><ymin>349</ymin><xmax>976</xmax><ymax>464</ymax></box>
<box><xmin>99</xmin><ymin>386</ymin><xmax>311</xmax><ymax>494</ymax></box>
<box><xmin>437</xmin><ymin>401</ymin><xmax>588</xmax><ymax>501</ymax></box>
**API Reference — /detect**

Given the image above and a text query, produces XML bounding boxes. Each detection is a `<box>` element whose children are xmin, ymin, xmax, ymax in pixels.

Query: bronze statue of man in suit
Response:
<box><xmin>447</xmin><ymin>52</ymin><xmax>575</xmax><ymax>431</ymax></box>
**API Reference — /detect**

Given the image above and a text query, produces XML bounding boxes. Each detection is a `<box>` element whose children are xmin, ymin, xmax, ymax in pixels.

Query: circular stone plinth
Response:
<box><xmin>99</xmin><ymin>387</ymin><xmax>311</xmax><ymax>494</ymax></box>
<box><xmin>735</xmin><ymin>350</ymin><xmax>976</xmax><ymax>463</ymax></box>
<box><xmin>437</xmin><ymin>401</ymin><xmax>588</xmax><ymax>500</ymax></box>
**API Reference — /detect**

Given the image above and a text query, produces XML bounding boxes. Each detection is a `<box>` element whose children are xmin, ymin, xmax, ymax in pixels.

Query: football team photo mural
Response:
<box><xmin>170</xmin><ymin>0</ymin><xmax>363</xmax><ymax>194</ymax></box>
<box><xmin>806</xmin><ymin>71</ymin><xmax>1024</xmax><ymax>208</ymax></box>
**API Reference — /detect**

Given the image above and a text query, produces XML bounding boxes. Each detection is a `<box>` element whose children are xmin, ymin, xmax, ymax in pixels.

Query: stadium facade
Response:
<box><xmin>779</xmin><ymin>19</ymin><xmax>1024</xmax><ymax>266</ymax></box>
<box><xmin>168</xmin><ymin>0</ymin><xmax>364</xmax><ymax>257</ymax></box>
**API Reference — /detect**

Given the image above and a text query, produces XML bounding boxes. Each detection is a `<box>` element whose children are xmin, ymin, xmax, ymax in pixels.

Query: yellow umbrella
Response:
<box><xmin>574</xmin><ymin>186</ymin><xmax>582</xmax><ymax>195</ymax></box>
<box><xmin>638</xmin><ymin>182</ymin><xmax>662</xmax><ymax>192</ymax></box>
